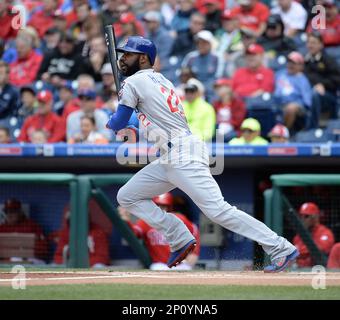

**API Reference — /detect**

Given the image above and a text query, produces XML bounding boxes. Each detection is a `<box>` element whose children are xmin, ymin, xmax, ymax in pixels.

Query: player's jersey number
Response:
<box><xmin>160</xmin><ymin>85</ymin><xmax>180</xmax><ymax>113</ymax></box>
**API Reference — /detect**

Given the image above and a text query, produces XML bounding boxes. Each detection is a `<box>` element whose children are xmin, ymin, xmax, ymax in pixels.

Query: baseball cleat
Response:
<box><xmin>167</xmin><ymin>239</ymin><xmax>197</xmax><ymax>268</ymax></box>
<box><xmin>264</xmin><ymin>249</ymin><xmax>300</xmax><ymax>273</ymax></box>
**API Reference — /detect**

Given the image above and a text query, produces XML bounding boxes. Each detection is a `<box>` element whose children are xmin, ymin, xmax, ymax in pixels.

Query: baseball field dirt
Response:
<box><xmin>0</xmin><ymin>270</ymin><xmax>340</xmax><ymax>299</ymax></box>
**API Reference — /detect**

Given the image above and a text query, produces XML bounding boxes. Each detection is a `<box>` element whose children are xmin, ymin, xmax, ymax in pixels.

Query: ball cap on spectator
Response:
<box><xmin>268</xmin><ymin>124</ymin><xmax>290</xmax><ymax>138</ymax></box>
<box><xmin>53</xmin><ymin>9</ymin><xmax>66</xmax><ymax>20</ymax></box>
<box><xmin>246</xmin><ymin>44</ymin><xmax>264</xmax><ymax>55</ymax></box>
<box><xmin>184</xmin><ymin>78</ymin><xmax>205</xmax><ymax>93</ymax></box>
<box><xmin>143</xmin><ymin>11</ymin><xmax>162</xmax><ymax>22</ymax></box>
<box><xmin>101</xmin><ymin>63</ymin><xmax>113</xmax><ymax>75</ymax></box>
<box><xmin>78</xmin><ymin>89</ymin><xmax>97</xmax><ymax>99</ymax></box>
<box><xmin>203</xmin><ymin>0</ymin><xmax>220</xmax><ymax>5</ymax></box>
<box><xmin>241</xmin><ymin>118</ymin><xmax>261</xmax><ymax>132</ymax></box>
<box><xmin>214</xmin><ymin>78</ymin><xmax>232</xmax><ymax>87</ymax></box>
<box><xmin>195</xmin><ymin>30</ymin><xmax>215</xmax><ymax>46</ymax></box>
<box><xmin>3</xmin><ymin>198</ymin><xmax>22</xmax><ymax>212</ymax></box>
<box><xmin>240</xmin><ymin>27</ymin><xmax>257</xmax><ymax>38</ymax></box>
<box><xmin>37</xmin><ymin>90</ymin><xmax>53</xmax><ymax>103</ymax></box>
<box><xmin>238</xmin><ymin>0</ymin><xmax>252</xmax><ymax>5</ymax></box>
<box><xmin>45</xmin><ymin>26</ymin><xmax>61</xmax><ymax>35</ymax></box>
<box><xmin>267</xmin><ymin>14</ymin><xmax>283</xmax><ymax>27</ymax></box>
<box><xmin>287</xmin><ymin>51</ymin><xmax>305</xmax><ymax>64</ymax></box>
<box><xmin>120</xmin><ymin>12</ymin><xmax>136</xmax><ymax>24</ymax></box>
<box><xmin>20</xmin><ymin>85</ymin><xmax>36</xmax><ymax>95</ymax></box>
<box><xmin>221</xmin><ymin>9</ymin><xmax>237</xmax><ymax>20</ymax></box>
<box><xmin>299</xmin><ymin>202</ymin><xmax>320</xmax><ymax>216</ymax></box>
<box><xmin>60</xmin><ymin>80</ymin><xmax>74</xmax><ymax>91</ymax></box>
<box><xmin>60</xmin><ymin>31</ymin><xmax>76</xmax><ymax>43</ymax></box>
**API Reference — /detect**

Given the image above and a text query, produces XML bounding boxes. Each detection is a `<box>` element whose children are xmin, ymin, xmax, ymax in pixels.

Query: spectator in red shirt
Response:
<box><xmin>28</xmin><ymin>0</ymin><xmax>60</xmax><ymax>37</ymax></box>
<box><xmin>0</xmin><ymin>1</ymin><xmax>20</xmax><ymax>40</ymax></box>
<box><xmin>53</xmin><ymin>202</ymin><xmax>110</xmax><ymax>268</ymax></box>
<box><xmin>231</xmin><ymin>0</ymin><xmax>270</xmax><ymax>37</ymax></box>
<box><xmin>307</xmin><ymin>0</ymin><xmax>340</xmax><ymax>47</ymax></box>
<box><xmin>9</xmin><ymin>36</ymin><xmax>43</xmax><ymax>87</ymax></box>
<box><xmin>293</xmin><ymin>202</ymin><xmax>335</xmax><ymax>268</ymax></box>
<box><xmin>18</xmin><ymin>90</ymin><xmax>65</xmax><ymax>143</ymax></box>
<box><xmin>0</xmin><ymin>198</ymin><xmax>48</xmax><ymax>261</ymax></box>
<box><xmin>213</xmin><ymin>78</ymin><xmax>246</xmax><ymax>141</ymax></box>
<box><xmin>118</xmin><ymin>193</ymin><xmax>200</xmax><ymax>270</ymax></box>
<box><xmin>232</xmin><ymin>43</ymin><xmax>274</xmax><ymax>98</ymax></box>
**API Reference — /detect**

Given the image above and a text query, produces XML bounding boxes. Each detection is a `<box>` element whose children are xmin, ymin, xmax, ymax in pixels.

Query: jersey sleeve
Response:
<box><xmin>119</xmin><ymin>80</ymin><xmax>139</xmax><ymax>109</ymax></box>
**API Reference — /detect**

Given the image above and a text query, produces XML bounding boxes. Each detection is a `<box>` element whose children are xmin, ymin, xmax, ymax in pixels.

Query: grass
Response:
<box><xmin>0</xmin><ymin>283</ymin><xmax>339</xmax><ymax>300</ymax></box>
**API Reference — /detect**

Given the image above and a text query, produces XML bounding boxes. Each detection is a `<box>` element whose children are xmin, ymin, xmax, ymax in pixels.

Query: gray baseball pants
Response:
<box><xmin>117</xmin><ymin>135</ymin><xmax>296</xmax><ymax>260</ymax></box>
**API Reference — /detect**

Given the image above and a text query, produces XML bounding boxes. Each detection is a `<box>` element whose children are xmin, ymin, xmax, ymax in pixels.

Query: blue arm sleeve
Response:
<box><xmin>127</xmin><ymin>111</ymin><xmax>139</xmax><ymax>128</ymax></box>
<box><xmin>106</xmin><ymin>104</ymin><xmax>134</xmax><ymax>131</ymax></box>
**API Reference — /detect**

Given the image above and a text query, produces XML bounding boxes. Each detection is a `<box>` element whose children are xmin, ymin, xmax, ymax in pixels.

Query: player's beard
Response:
<box><xmin>120</xmin><ymin>57</ymin><xmax>141</xmax><ymax>77</ymax></box>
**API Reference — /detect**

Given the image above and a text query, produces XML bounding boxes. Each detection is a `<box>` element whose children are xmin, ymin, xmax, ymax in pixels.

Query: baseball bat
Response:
<box><xmin>104</xmin><ymin>24</ymin><xmax>121</xmax><ymax>92</ymax></box>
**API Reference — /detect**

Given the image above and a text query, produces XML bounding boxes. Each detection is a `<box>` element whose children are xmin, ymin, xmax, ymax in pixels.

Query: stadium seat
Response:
<box><xmin>325</xmin><ymin>119</ymin><xmax>340</xmax><ymax>142</ymax></box>
<box><xmin>294</xmin><ymin>128</ymin><xmax>336</xmax><ymax>143</ymax></box>
<box><xmin>324</xmin><ymin>46</ymin><xmax>340</xmax><ymax>67</ymax></box>
<box><xmin>0</xmin><ymin>116</ymin><xmax>21</xmax><ymax>142</ymax></box>
<box><xmin>245</xmin><ymin>94</ymin><xmax>282</xmax><ymax>137</ymax></box>
<box><xmin>267</xmin><ymin>55</ymin><xmax>287</xmax><ymax>73</ymax></box>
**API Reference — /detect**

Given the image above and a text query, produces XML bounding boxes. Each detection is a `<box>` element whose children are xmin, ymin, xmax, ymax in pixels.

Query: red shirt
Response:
<box><xmin>18</xmin><ymin>112</ymin><xmax>65</xmax><ymax>143</ymax></box>
<box><xmin>232</xmin><ymin>65</ymin><xmax>274</xmax><ymax>97</ymax></box>
<box><xmin>307</xmin><ymin>15</ymin><xmax>340</xmax><ymax>47</ymax></box>
<box><xmin>53</xmin><ymin>223</ymin><xmax>110</xmax><ymax>266</ymax></box>
<box><xmin>65</xmin><ymin>9</ymin><xmax>79</xmax><ymax>28</ymax></box>
<box><xmin>231</xmin><ymin>2</ymin><xmax>269</xmax><ymax>32</ymax></box>
<box><xmin>196</xmin><ymin>0</ymin><xmax>225</xmax><ymax>12</ymax></box>
<box><xmin>293</xmin><ymin>223</ymin><xmax>335</xmax><ymax>267</ymax></box>
<box><xmin>0</xmin><ymin>6</ymin><xmax>19</xmax><ymax>40</ymax></box>
<box><xmin>0</xmin><ymin>218</ymin><xmax>48</xmax><ymax>259</ymax></box>
<box><xmin>213</xmin><ymin>96</ymin><xmax>246</xmax><ymax>132</ymax></box>
<box><xmin>28</xmin><ymin>9</ymin><xmax>55</xmax><ymax>37</ymax></box>
<box><xmin>128</xmin><ymin>213</ymin><xmax>200</xmax><ymax>264</ymax></box>
<box><xmin>9</xmin><ymin>50</ymin><xmax>43</xmax><ymax>87</ymax></box>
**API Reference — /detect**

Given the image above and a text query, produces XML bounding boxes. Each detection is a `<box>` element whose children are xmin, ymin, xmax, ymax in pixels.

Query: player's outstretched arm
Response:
<box><xmin>106</xmin><ymin>104</ymin><xmax>134</xmax><ymax>132</ymax></box>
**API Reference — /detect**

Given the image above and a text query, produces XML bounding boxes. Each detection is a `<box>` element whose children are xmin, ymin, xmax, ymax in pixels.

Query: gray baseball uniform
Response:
<box><xmin>117</xmin><ymin>68</ymin><xmax>296</xmax><ymax>261</ymax></box>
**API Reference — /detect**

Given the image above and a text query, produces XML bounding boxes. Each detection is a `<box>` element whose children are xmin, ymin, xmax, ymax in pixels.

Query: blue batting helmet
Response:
<box><xmin>116</xmin><ymin>36</ymin><xmax>157</xmax><ymax>65</ymax></box>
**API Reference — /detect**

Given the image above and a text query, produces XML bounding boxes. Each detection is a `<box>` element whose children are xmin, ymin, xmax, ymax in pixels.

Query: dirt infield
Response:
<box><xmin>1</xmin><ymin>271</ymin><xmax>340</xmax><ymax>287</ymax></box>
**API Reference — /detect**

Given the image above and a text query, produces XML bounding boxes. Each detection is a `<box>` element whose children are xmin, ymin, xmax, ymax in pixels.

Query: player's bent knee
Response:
<box><xmin>116</xmin><ymin>186</ymin><xmax>131</xmax><ymax>207</ymax></box>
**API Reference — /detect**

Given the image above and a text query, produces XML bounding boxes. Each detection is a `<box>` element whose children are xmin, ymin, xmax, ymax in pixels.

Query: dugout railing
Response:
<box><xmin>264</xmin><ymin>174</ymin><xmax>340</xmax><ymax>266</ymax></box>
<box><xmin>0</xmin><ymin>173</ymin><xmax>152</xmax><ymax>268</ymax></box>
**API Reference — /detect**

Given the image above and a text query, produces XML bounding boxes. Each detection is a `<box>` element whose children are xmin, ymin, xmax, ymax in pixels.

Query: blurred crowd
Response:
<box><xmin>0</xmin><ymin>0</ymin><xmax>340</xmax><ymax>145</ymax></box>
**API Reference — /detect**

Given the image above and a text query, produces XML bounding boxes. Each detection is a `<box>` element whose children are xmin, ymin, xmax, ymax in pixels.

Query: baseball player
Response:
<box><xmin>106</xmin><ymin>36</ymin><xmax>299</xmax><ymax>272</ymax></box>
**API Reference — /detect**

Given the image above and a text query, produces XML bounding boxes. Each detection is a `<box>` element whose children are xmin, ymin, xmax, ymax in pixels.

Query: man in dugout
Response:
<box><xmin>293</xmin><ymin>202</ymin><xmax>335</xmax><ymax>268</ymax></box>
